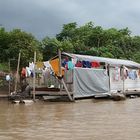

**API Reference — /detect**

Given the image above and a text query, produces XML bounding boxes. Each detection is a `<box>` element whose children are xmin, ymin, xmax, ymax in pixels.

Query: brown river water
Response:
<box><xmin>0</xmin><ymin>98</ymin><xmax>140</xmax><ymax>140</ymax></box>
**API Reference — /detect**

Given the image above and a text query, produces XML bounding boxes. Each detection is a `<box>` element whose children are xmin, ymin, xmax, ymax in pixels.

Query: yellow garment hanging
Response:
<box><xmin>36</xmin><ymin>62</ymin><xmax>44</xmax><ymax>69</ymax></box>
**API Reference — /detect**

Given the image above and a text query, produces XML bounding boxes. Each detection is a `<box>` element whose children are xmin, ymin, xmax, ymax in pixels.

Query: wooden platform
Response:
<box><xmin>32</xmin><ymin>87</ymin><xmax>60</xmax><ymax>92</ymax></box>
<box><xmin>0</xmin><ymin>94</ymin><xmax>9</xmax><ymax>99</ymax></box>
<box><xmin>31</xmin><ymin>91</ymin><xmax>73</xmax><ymax>96</ymax></box>
<box><xmin>0</xmin><ymin>89</ymin><xmax>140</xmax><ymax>102</ymax></box>
<box><xmin>125</xmin><ymin>90</ymin><xmax>140</xmax><ymax>96</ymax></box>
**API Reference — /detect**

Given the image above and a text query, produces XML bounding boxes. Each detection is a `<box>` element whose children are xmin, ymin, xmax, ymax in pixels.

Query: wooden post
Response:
<box><xmin>8</xmin><ymin>60</ymin><xmax>11</xmax><ymax>95</ymax></box>
<box><xmin>122</xmin><ymin>65</ymin><xmax>125</xmax><ymax>94</ymax></box>
<box><xmin>58</xmin><ymin>49</ymin><xmax>62</xmax><ymax>91</ymax></box>
<box><xmin>108</xmin><ymin>64</ymin><xmax>111</xmax><ymax>95</ymax></box>
<box><xmin>62</xmin><ymin>78</ymin><xmax>73</xmax><ymax>101</ymax></box>
<box><xmin>58</xmin><ymin>49</ymin><xmax>73</xmax><ymax>101</ymax></box>
<box><xmin>33</xmin><ymin>51</ymin><xmax>36</xmax><ymax>101</ymax></box>
<box><xmin>58</xmin><ymin>49</ymin><xmax>62</xmax><ymax>77</ymax></box>
<box><xmin>14</xmin><ymin>52</ymin><xmax>21</xmax><ymax>92</ymax></box>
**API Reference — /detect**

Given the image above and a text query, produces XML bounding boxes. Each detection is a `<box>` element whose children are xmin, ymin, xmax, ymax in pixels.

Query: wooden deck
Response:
<box><xmin>0</xmin><ymin>89</ymin><xmax>140</xmax><ymax>101</ymax></box>
<box><xmin>31</xmin><ymin>91</ymin><xmax>73</xmax><ymax>96</ymax></box>
<box><xmin>0</xmin><ymin>94</ymin><xmax>9</xmax><ymax>99</ymax></box>
<box><xmin>125</xmin><ymin>90</ymin><xmax>140</xmax><ymax>96</ymax></box>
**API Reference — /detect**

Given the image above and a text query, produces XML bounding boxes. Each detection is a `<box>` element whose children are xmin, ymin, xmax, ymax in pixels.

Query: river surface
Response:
<box><xmin>0</xmin><ymin>98</ymin><xmax>140</xmax><ymax>140</ymax></box>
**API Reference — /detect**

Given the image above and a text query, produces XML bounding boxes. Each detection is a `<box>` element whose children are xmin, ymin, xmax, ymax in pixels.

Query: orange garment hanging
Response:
<box><xmin>49</xmin><ymin>58</ymin><xmax>64</xmax><ymax>77</ymax></box>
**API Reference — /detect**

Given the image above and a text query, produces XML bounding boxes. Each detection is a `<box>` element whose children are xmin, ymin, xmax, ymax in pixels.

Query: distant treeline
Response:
<box><xmin>0</xmin><ymin>22</ymin><xmax>140</xmax><ymax>70</ymax></box>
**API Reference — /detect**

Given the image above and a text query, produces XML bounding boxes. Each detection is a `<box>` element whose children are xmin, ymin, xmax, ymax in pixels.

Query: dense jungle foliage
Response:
<box><xmin>0</xmin><ymin>22</ymin><xmax>140</xmax><ymax>70</ymax></box>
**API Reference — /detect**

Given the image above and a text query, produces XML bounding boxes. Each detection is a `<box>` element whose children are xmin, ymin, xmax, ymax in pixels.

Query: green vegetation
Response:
<box><xmin>0</xmin><ymin>22</ymin><xmax>140</xmax><ymax>71</ymax></box>
<box><xmin>0</xmin><ymin>63</ymin><xmax>9</xmax><ymax>72</ymax></box>
<box><xmin>0</xmin><ymin>28</ymin><xmax>42</xmax><ymax>70</ymax></box>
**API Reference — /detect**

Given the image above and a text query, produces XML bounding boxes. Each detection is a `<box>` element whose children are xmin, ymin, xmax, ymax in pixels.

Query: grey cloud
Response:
<box><xmin>0</xmin><ymin>0</ymin><xmax>140</xmax><ymax>39</ymax></box>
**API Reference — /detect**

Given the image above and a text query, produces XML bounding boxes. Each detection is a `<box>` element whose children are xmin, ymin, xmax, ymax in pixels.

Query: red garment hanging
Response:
<box><xmin>91</xmin><ymin>61</ymin><xmax>100</xmax><ymax>68</ymax></box>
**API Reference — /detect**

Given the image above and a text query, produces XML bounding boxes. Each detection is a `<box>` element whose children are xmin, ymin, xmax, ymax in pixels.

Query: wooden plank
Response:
<box><xmin>31</xmin><ymin>91</ymin><xmax>73</xmax><ymax>96</ymax></box>
<box><xmin>14</xmin><ymin>52</ymin><xmax>21</xmax><ymax>92</ymax></box>
<box><xmin>33</xmin><ymin>51</ymin><xmax>36</xmax><ymax>101</ymax></box>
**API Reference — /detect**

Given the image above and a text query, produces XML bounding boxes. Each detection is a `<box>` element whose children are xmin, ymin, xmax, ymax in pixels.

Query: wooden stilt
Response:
<box><xmin>33</xmin><ymin>51</ymin><xmax>36</xmax><ymax>101</ymax></box>
<box><xmin>61</xmin><ymin>78</ymin><xmax>73</xmax><ymax>101</ymax></box>
<box><xmin>58</xmin><ymin>49</ymin><xmax>62</xmax><ymax>91</ymax></box>
<box><xmin>58</xmin><ymin>49</ymin><xmax>73</xmax><ymax>101</ymax></box>
<box><xmin>122</xmin><ymin>65</ymin><xmax>125</xmax><ymax>94</ymax></box>
<box><xmin>14</xmin><ymin>52</ymin><xmax>21</xmax><ymax>93</ymax></box>
<box><xmin>8</xmin><ymin>60</ymin><xmax>11</xmax><ymax>95</ymax></box>
<box><xmin>108</xmin><ymin>64</ymin><xmax>111</xmax><ymax>95</ymax></box>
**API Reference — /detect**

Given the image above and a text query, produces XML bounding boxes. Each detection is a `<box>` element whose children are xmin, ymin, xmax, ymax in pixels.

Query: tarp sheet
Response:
<box><xmin>110</xmin><ymin>68</ymin><xmax>140</xmax><ymax>91</ymax></box>
<box><xmin>73</xmin><ymin>68</ymin><xmax>109</xmax><ymax>98</ymax></box>
<box><xmin>62</xmin><ymin>52</ymin><xmax>140</xmax><ymax>68</ymax></box>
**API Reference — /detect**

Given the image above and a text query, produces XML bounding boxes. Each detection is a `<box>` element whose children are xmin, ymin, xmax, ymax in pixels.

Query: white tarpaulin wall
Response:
<box><xmin>72</xmin><ymin>68</ymin><xmax>140</xmax><ymax>98</ymax></box>
<box><xmin>110</xmin><ymin>68</ymin><xmax>123</xmax><ymax>91</ymax></box>
<box><xmin>125</xmin><ymin>78</ymin><xmax>140</xmax><ymax>90</ymax></box>
<box><xmin>110</xmin><ymin>68</ymin><xmax>140</xmax><ymax>91</ymax></box>
<box><xmin>61</xmin><ymin>52</ymin><xmax>140</xmax><ymax>97</ymax></box>
<box><xmin>73</xmin><ymin>68</ymin><xmax>109</xmax><ymax>98</ymax></box>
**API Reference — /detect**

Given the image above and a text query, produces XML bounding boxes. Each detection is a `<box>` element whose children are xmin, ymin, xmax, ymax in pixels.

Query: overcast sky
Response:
<box><xmin>0</xmin><ymin>0</ymin><xmax>140</xmax><ymax>39</ymax></box>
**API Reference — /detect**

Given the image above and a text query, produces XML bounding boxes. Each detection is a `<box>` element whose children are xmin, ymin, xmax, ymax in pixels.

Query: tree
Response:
<box><xmin>0</xmin><ymin>27</ymin><xmax>10</xmax><ymax>62</ymax></box>
<box><xmin>55</xmin><ymin>22</ymin><xmax>139</xmax><ymax>62</ymax></box>
<box><xmin>42</xmin><ymin>37</ymin><xmax>74</xmax><ymax>60</ymax></box>
<box><xmin>56</xmin><ymin>22</ymin><xmax>77</xmax><ymax>41</ymax></box>
<box><xmin>42</xmin><ymin>37</ymin><xmax>59</xmax><ymax>60</ymax></box>
<box><xmin>7</xmin><ymin>29</ymin><xmax>42</xmax><ymax>68</ymax></box>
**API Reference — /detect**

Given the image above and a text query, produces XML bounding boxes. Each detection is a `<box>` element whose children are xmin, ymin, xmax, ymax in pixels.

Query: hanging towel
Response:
<box><xmin>114</xmin><ymin>66</ymin><xmax>120</xmax><ymax>81</ymax></box>
<box><xmin>68</xmin><ymin>61</ymin><xmax>74</xmax><ymax>70</ymax></box>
